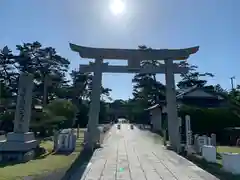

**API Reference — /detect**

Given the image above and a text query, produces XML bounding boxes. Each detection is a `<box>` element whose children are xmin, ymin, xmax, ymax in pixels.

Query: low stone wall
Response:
<box><xmin>222</xmin><ymin>152</ymin><xmax>240</xmax><ymax>174</ymax></box>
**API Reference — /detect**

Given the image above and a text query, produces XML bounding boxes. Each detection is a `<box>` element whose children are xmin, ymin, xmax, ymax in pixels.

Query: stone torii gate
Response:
<box><xmin>70</xmin><ymin>43</ymin><xmax>199</xmax><ymax>152</ymax></box>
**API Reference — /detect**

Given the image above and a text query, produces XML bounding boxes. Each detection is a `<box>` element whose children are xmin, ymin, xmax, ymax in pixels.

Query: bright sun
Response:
<box><xmin>109</xmin><ymin>0</ymin><xmax>125</xmax><ymax>15</ymax></box>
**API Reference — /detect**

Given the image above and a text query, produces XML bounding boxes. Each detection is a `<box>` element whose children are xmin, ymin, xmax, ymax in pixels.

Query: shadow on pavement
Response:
<box><xmin>61</xmin><ymin>125</ymin><xmax>112</xmax><ymax>180</ymax></box>
<box><xmin>61</xmin><ymin>148</ymin><xmax>94</xmax><ymax>180</ymax></box>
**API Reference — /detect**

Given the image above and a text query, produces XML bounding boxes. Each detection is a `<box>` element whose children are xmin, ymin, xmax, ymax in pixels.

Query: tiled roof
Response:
<box><xmin>146</xmin><ymin>86</ymin><xmax>224</xmax><ymax>110</ymax></box>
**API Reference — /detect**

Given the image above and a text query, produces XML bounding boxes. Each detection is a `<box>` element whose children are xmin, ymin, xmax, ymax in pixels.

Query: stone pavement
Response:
<box><xmin>73</xmin><ymin>124</ymin><xmax>219</xmax><ymax>180</ymax></box>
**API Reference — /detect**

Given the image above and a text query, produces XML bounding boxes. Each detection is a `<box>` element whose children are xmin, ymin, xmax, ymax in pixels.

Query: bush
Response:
<box><xmin>45</xmin><ymin>99</ymin><xmax>78</xmax><ymax>121</ymax></box>
<box><xmin>32</xmin><ymin>99</ymin><xmax>78</xmax><ymax>132</ymax></box>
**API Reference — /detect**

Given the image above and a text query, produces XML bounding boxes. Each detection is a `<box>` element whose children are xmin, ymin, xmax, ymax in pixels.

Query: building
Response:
<box><xmin>145</xmin><ymin>86</ymin><xmax>227</xmax><ymax>132</ymax></box>
<box><xmin>176</xmin><ymin>86</ymin><xmax>226</xmax><ymax>108</ymax></box>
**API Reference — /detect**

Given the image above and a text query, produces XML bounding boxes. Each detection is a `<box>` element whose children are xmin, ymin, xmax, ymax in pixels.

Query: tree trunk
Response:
<box><xmin>43</xmin><ymin>75</ymin><xmax>48</xmax><ymax>107</ymax></box>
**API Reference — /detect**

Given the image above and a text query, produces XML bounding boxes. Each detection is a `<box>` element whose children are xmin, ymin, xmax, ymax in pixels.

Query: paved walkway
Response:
<box><xmin>72</xmin><ymin>124</ymin><xmax>219</xmax><ymax>180</ymax></box>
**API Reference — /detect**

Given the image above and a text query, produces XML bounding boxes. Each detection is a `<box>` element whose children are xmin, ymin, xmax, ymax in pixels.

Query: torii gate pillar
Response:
<box><xmin>85</xmin><ymin>59</ymin><xmax>103</xmax><ymax>149</ymax></box>
<box><xmin>165</xmin><ymin>59</ymin><xmax>181</xmax><ymax>151</ymax></box>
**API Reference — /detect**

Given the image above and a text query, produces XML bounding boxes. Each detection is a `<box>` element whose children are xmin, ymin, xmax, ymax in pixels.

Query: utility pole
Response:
<box><xmin>230</xmin><ymin>76</ymin><xmax>235</xmax><ymax>90</ymax></box>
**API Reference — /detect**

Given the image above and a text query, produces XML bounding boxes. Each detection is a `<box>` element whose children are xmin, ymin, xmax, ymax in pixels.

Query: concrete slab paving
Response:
<box><xmin>76</xmin><ymin>124</ymin><xmax>219</xmax><ymax>180</ymax></box>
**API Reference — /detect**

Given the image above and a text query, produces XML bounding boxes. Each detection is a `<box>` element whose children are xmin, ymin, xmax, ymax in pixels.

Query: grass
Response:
<box><xmin>0</xmin><ymin>133</ymin><xmax>84</xmax><ymax>180</ymax></box>
<box><xmin>216</xmin><ymin>146</ymin><xmax>240</xmax><ymax>165</ymax></box>
<box><xmin>217</xmin><ymin>146</ymin><xmax>240</xmax><ymax>154</ymax></box>
<box><xmin>40</xmin><ymin>139</ymin><xmax>54</xmax><ymax>153</ymax></box>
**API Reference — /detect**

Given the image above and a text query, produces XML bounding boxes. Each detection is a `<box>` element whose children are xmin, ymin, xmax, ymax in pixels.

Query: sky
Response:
<box><xmin>0</xmin><ymin>0</ymin><xmax>239</xmax><ymax>100</ymax></box>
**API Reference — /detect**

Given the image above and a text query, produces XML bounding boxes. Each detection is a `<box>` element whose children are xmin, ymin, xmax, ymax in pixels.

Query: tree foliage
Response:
<box><xmin>0</xmin><ymin>42</ymin><xmax>112</xmax><ymax>134</ymax></box>
<box><xmin>132</xmin><ymin>45</ymin><xmax>165</xmax><ymax>106</ymax></box>
<box><xmin>177</xmin><ymin>63</ymin><xmax>214</xmax><ymax>89</ymax></box>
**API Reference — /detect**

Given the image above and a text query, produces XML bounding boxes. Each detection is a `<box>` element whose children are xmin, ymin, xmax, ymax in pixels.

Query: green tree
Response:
<box><xmin>177</xmin><ymin>63</ymin><xmax>214</xmax><ymax>89</ymax></box>
<box><xmin>45</xmin><ymin>99</ymin><xmax>77</xmax><ymax>122</ymax></box>
<box><xmin>129</xmin><ymin>45</ymin><xmax>166</xmax><ymax>124</ymax></box>
<box><xmin>70</xmin><ymin>71</ymin><xmax>91</xmax><ymax>103</ymax></box>
<box><xmin>138</xmin><ymin>45</ymin><xmax>165</xmax><ymax>103</ymax></box>
<box><xmin>0</xmin><ymin>46</ymin><xmax>18</xmax><ymax>132</ymax></box>
<box><xmin>31</xmin><ymin>99</ymin><xmax>78</xmax><ymax>136</ymax></box>
<box><xmin>0</xmin><ymin>46</ymin><xmax>17</xmax><ymax>87</ymax></box>
<box><xmin>70</xmin><ymin>69</ymin><xmax>112</xmax><ymax>129</ymax></box>
<box><xmin>15</xmin><ymin>42</ymin><xmax>70</xmax><ymax>106</ymax></box>
<box><xmin>132</xmin><ymin>73</ymin><xmax>165</xmax><ymax>105</ymax></box>
<box><xmin>70</xmin><ymin>70</ymin><xmax>112</xmax><ymax>103</ymax></box>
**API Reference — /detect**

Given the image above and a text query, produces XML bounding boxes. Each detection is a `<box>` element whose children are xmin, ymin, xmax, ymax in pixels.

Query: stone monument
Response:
<box><xmin>196</xmin><ymin>135</ymin><xmax>209</xmax><ymax>153</ymax></box>
<box><xmin>185</xmin><ymin>115</ymin><xmax>194</xmax><ymax>154</ymax></box>
<box><xmin>54</xmin><ymin>129</ymin><xmax>76</xmax><ymax>152</ymax></box>
<box><xmin>0</xmin><ymin>73</ymin><xmax>38</xmax><ymax>162</ymax></box>
<box><xmin>185</xmin><ymin>115</ymin><xmax>192</xmax><ymax>146</ymax></box>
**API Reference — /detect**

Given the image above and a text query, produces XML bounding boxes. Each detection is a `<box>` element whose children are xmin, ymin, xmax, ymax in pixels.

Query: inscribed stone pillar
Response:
<box><xmin>178</xmin><ymin>117</ymin><xmax>182</xmax><ymax>142</ymax></box>
<box><xmin>14</xmin><ymin>73</ymin><xmax>34</xmax><ymax>133</ymax></box>
<box><xmin>194</xmin><ymin>134</ymin><xmax>200</xmax><ymax>152</ymax></box>
<box><xmin>165</xmin><ymin>59</ymin><xmax>180</xmax><ymax>152</ymax></box>
<box><xmin>211</xmin><ymin>133</ymin><xmax>216</xmax><ymax>146</ymax></box>
<box><xmin>185</xmin><ymin>115</ymin><xmax>191</xmax><ymax>131</ymax></box>
<box><xmin>185</xmin><ymin>115</ymin><xmax>192</xmax><ymax>146</ymax></box>
<box><xmin>86</xmin><ymin>59</ymin><xmax>103</xmax><ymax>148</ymax></box>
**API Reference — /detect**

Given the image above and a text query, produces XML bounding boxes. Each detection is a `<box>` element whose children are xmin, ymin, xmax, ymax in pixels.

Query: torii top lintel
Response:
<box><xmin>69</xmin><ymin>43</ymin><xmax>199</xmax><ymax>60</ymax></box>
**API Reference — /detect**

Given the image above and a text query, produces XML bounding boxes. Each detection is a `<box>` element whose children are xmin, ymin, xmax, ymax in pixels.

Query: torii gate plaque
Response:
<box><xmin>70</xmin><ymin>43</ymin><xmax>199</xmax><ymax>152</ymax></box>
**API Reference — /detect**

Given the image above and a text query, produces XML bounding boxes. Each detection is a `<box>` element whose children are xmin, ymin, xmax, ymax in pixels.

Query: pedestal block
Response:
<box><xmin>7</xmin><ymin>132</ymin><xmax>35</xmax><ymax>142</ymax></box>
<box><xmin>202</xmin><ymin>145</ymin><xmax>216</xmax><ymax>163</ymax></box>
<box><xmin>0</xmin><ymin>132</ymin><xmax>38</xmax><ymax>162</ymax></box>
<box><xmin>0</xmin><ymin>132</ymin><xmax>38</xmax><ymax>152</ymax></box>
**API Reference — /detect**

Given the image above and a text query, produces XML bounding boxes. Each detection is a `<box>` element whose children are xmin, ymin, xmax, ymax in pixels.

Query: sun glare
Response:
<box><xmin>109</xmin><ymin>0</ymin><xmax>125</xmax><ymax>15</ymax></box>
